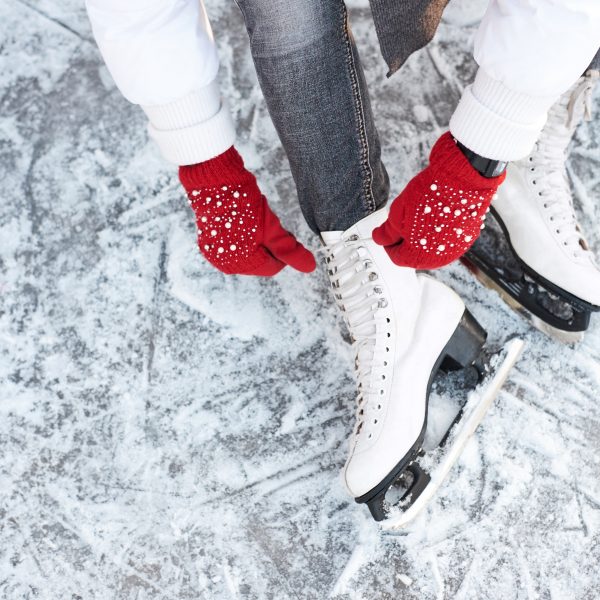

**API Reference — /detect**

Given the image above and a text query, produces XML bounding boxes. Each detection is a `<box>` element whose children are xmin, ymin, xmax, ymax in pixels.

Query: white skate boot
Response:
<box><xmin>321</xmin><ymin>209</ymin><xmax>523</xmax><ymax>524</ymax></box>
<box><xmin>464</xmin><ymin>70</ymin><xmax>600</xmax><ymax>342</ymax></box>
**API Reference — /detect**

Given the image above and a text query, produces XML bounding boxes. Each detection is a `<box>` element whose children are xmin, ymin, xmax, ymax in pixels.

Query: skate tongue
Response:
<box><xmin>320</xmin><ymin>230</ymin><xmax>344</xmax><ymax>246</ymax></box>
<box><xmin>321</xmin><ymin>208</ymin><xmax>390</xmax><ymax>246</ymax></box>
<box><xmin>353</xmin><ymin>208</ymin><xmax>389</xmax><ymax>239</ymax></box>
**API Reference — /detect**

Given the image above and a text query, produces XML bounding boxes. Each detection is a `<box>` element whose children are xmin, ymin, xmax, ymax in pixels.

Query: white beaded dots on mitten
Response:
<box><xmin>409</xmin><ymin>182</ymin><xmax>496</xmax><ymax>258</ymax></box>
<box><xmin>188</xmin><ymin>184</ymin><xmax>259</xmax><ymax>269</ymax></box>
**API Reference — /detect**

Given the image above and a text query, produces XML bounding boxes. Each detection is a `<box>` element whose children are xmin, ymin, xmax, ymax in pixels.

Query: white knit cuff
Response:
<box><xmin>450</xmin><ymin>68</ymin><xmax>557</xmax><ymax>161</ymax></box>
<box><xmin>142</xmin><ymin>82</ymin><xmax>236</xmax><ymax>165</ymax></box>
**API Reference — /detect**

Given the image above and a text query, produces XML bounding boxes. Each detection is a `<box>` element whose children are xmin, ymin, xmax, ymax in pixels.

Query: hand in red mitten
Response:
<box><xmin>179</xmin><ymin>147</ymin><xmax>316</xmax><ymax>276</ymax></box>
<box><xmin>372</xmin><ymin>132</ymin><xmax>505</xmax><ymax>269</ymax></box>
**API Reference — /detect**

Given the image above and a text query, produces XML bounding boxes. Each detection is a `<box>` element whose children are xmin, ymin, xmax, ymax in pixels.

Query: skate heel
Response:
<box><xmin>440</xmin><ymin>310</ymin><xmax>487</xmax><ymax>372</ymax></box>
<box><xmin>364</xmin><ymin>462</ymin><xmax>431</xmax><ymax>522</ymax></box>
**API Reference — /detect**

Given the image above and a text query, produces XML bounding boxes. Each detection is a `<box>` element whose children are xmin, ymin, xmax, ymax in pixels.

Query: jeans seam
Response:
<box><xmin>340</xmin><ymin>3</ymin><xmax>376</xmax><ymax>214</ymax></box>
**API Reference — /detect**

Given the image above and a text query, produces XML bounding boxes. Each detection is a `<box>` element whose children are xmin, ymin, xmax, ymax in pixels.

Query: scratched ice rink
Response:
<box><xmin>1</xmin><ymin>0</ymin><xmax>600</xmax><ymax>598</ymax></box>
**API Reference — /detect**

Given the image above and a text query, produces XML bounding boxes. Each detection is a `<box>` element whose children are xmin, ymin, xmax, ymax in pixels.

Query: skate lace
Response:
<box><xmin>527</xmin><ymin>72</ymin><xmax>597</xmax><ymax>259</ymax></box>
<box><xmin>566</xmin><ymin>70</ymin><xmax>597</xmax><ymax>128</ymax></box>
<box><xmin>321</xmin><ymin>235</ymin><xmax>388</xmax><ymax>437</ymax></box>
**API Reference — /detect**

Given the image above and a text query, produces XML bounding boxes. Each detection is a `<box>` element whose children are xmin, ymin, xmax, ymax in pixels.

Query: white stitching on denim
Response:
<box><xmin>341</xmin><ymin>3</ymin><xmax>376</xmax><ymax>214</ymax></box>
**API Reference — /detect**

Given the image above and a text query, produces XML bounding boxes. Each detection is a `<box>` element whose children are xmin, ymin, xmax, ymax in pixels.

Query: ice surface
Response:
<box><xmin>1</xmin><ymin>0</ymin><xmax>600</xmax><ymax>598</ymax></box>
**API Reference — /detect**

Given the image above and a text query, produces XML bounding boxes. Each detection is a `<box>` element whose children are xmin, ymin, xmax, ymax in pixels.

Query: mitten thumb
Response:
<box><xmin>261</xmin><ymin>201</ymin><xmax>316</xmax><ymax>273</ymax></box>
<box><xmin>372</xmin><ymin>206</ymin><xmax>406</xmax><ymax>247</ymax></box>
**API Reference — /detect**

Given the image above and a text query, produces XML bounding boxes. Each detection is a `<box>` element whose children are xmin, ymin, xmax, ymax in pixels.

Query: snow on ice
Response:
<box><xmin>1</xmin><ymin>0</ymin><xmax>599</xmax><ymax>598</ymax></box>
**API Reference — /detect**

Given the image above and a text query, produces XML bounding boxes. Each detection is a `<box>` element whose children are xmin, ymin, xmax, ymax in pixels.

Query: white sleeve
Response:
<box><xmin>450</xmin><ymin>0</ymin><xmax>600</xmax><ymax>161</ymax></box>
<box><xmin>86</xmin><ymin>0</ymin><xmax>235</xmax><ymax>165</ymax></box>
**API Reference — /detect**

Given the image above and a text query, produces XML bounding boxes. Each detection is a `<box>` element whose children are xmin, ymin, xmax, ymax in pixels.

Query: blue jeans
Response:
<box><xmin>235</xmin><ymin>0</ymin><xmax>389</xmax><ymax>233</ymax></box>
<box><xmin>235</xmin><ymin>1</ymin><xmax>600</xmax><ymax>233</ymax></box>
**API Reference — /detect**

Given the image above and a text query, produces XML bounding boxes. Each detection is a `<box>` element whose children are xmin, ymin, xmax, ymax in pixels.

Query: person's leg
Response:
<box><xmin>234</xmin><ymin>0</ymin><xmax>498</xmax><ymax>524</ymax></box>
<box><xmin>234</xmin><ymin>0</ymin><xmax>388</xmax><ymax>233</ymax></box>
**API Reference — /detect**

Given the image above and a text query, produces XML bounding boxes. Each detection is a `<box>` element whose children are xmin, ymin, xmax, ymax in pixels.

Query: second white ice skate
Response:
<box><xmin>463</xmin><ymin>70</ymin><xmax>600</xmax><ymax>342</ymax></box>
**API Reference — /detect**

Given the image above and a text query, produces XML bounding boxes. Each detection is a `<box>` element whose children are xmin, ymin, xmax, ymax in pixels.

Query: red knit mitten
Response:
<box><xmin>179</xmin><ymin>147</ymin><xmax>316</xmax><ymax>276</ymax></box>
<box><xmin>372</xmin><ymin>132</ymin><xmax>506</xmax><ymax>269</ymax></box>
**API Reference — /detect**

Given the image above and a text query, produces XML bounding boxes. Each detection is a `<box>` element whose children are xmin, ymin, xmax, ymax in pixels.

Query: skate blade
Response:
<box><xmin>380</xmin><ymin>338</ymin><xmax>525</xmax><ymax>531</ymax></box>
<box><xmin>466</xmin><ymin>260</ymin><xmax>584</xmax><ymax>344</ymax></box>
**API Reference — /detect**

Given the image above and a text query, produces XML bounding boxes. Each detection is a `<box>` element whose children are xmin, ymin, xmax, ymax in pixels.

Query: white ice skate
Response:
<box><xmin>322</xmin><ymin>209</ymin><xmax>523</xmax><ymax>526</ymax></box>
<box><xmin>463</xmin><ymin>70</ymin><xmax>600</xmax><ymax>342</ymax></box>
